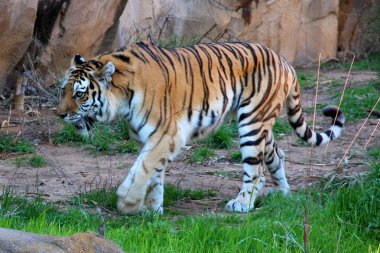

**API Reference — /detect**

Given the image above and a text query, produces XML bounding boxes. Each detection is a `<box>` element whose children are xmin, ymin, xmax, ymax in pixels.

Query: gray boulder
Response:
<box><xmin>0</xmin><ymin>227</ymin><xmax>124</xmax><ymax>253</ymax></box>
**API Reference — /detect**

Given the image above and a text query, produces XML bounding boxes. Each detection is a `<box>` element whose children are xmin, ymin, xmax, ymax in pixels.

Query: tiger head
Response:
<box><xmin>57</xmin><ymin>54</ymin><xmax>115</xmax><ymax>136</ymax></box>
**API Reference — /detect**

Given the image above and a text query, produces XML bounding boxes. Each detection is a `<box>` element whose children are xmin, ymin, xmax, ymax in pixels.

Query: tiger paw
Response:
<box><xmin>225</xmin><ymin>197</ymin><xmax>255</xmax><ymax>213</ymax></box>
<box><xmin>116</xmin><ymin>196</ymin><xmax>144</xmax><ymax>215</ymax></box>
<box><xmin>116</xmin><ymin>183</ymin><xmax>144</xmax><ymax>215</ymax></box>
<box><xmin>146</xmin><ymin>199</ymin><xmax>164</xmax><ymax>215</ymax></box>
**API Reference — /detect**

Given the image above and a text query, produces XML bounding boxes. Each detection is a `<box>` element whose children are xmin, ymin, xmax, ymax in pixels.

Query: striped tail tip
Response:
<box><xmin>319</xmin><ymin>106</ymin><xmax>345</xmax><ymax>144</ymax></box>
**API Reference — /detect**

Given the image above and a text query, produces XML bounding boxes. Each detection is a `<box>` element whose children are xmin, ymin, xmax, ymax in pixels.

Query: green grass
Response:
<box><xmin>72</xmin><ymin>184</ymin><xmax>216</xmax><ymax>210</ymax></box>
<box><xmin>198</xmin><ymin>122</ymin><xmax>239</xmax><ymax>150</ymax></box>
<box><xmin>164</xmin><ymin>184</ymin><xmax>217</xmax><ymax>206</ymax></box>
<box><xmin>368</xmin><ymin>147</ymin><xmax>380</xmax><ymax>162</ymax></box>
<box><xmin>74</xmin><ymin>188</ymin><xmax>118</xmax><ymax>211</ymax></box>
<box><xmin>30</xmin><ymin>155</ymin><xmax>47</xmax><ymax>167</ymax></box>
<box><xmin>229</xmin><ymin>151</ymin><xmax>242</xmax><ymax>163</ymax></box>
<box><xmin>1</xmin><ymin>163</ymin><xmax>379</xmax><ymax>252</ymax></box>
<box><xmin>15</xmin><ymin>156</ymin><xmax>29</xmax><ymax>167</ymax></box>
<box><xmin>0</xmin><ymin>133</ymin><xmax>35</xmax><ymax>154</ymax></box>
<box><xmin>54</xmin><ymin>118</ymin><xmax>137</xmax><ymax>154</ymax></box>
<box><xmin>321</xmin><ymin>53</ymin><xmax>380</xmax><ymax>72</ymax></box>
<box><xmin>16</xmin><ymin>155</ymin><xmax>47</xmax><ymax>168</ymax></box>
<box><xmin>343</xmin><ymin>53</ymin><xmax>380</xmax><ymax>72</ymax></box>
<box><xmin>191</xmin><ymin>147</ymin><xmax>215</xmax><ymax>163</ymax></box>
<box><xmin>273</xmin><ymin>119</ymin><xmax>293</xmax><ymax>139</ymax></box>
<box><xmin>297</xmin><ymin>71</ymin><xmax>317</xmax><ymax>88</ymax></box>
<box><xmin>335</xmin><ymin>80</ymin><xmax>380</xmax><ymax>121</ymax></box>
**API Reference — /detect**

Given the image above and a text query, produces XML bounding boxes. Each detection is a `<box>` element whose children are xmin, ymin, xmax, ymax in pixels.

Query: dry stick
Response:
<box><xmin>304</xmin><ymin>53</ymin><xmax>322</xmax><ymax>253</ymax></box>
<box><xmin>363</xmin><ymin>119</ymin><xmax>379</xmax><ymax>150</ymax></box>
<box><xmin>324</xmin><ymin>56</ymin><xmax>355</xmax><ymax>156</ymax></box>
<box><xmin>337</xmin><ymin>97</ymin><xmax>380</xmax><ymax>168</ymax></box>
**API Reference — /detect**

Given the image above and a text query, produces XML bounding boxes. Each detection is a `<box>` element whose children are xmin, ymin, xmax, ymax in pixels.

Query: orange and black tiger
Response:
<box><xmin>57</xmin><ymin>41</ymin><xmax>344</xmax><ymax>214</ymax></box>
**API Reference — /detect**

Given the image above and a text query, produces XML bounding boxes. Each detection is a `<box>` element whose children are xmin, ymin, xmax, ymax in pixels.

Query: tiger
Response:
<box><xmin>57</xmin><ymin>41</ymin><xmax>345</xmax><ymax>214</ymax></box>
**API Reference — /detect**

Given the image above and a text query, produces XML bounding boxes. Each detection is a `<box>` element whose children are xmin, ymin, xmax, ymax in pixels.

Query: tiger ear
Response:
<box><xmin>71</xmin><ymin>54</ymin><xmax>85</xmax><ymax>67</ymax></box>
<box><xmin>96</xmin><ymin>61</ymin><xmax>115</xmax><ymax>85</ymax></box>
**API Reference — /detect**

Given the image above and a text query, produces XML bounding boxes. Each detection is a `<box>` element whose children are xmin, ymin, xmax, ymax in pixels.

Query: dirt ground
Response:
<box><xmin>0</xmin><ymin>68</ymin><xmax>379</xmax><ymax>214</ymax></box>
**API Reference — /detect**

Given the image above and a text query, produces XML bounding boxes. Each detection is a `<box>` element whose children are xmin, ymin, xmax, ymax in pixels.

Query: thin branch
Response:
<box><xmin>363</xmin><ymin>119</ymin><xmax>379</xmax><ymax>150</ymax></box>
<box><xmin>324</xmin><ymin>56</ymin><xmax>355</xmax><ymax>155</ymax></box>
<box><xmin>337</xmin><ymin>97</ymin><xmax>380</xmax><ymax>168</ymax></box>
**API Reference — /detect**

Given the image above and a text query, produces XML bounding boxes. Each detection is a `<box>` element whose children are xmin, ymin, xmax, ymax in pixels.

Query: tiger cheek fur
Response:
<box><xmin>58</xmin><ymin>42</ymin><xmax>344</xmax><ymax>215</ymax></box>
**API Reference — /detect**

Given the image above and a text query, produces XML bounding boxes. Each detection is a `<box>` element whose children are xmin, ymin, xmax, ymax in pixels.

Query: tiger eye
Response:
<box><xmin>75</xmin><ymin>91</ymin><xmax>84</xmax><ymax>98</ymax></box>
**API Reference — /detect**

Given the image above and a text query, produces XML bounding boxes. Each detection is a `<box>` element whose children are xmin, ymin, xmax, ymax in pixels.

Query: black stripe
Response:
<box><xmin>130</xmin><ymin>50</ymin><xmax>147</xmax><ymax>63</ymax></box>
<box><xmin>316</xmin><ymin>133</ymin><xmax>323</xmax><ymax>145</ymax></box>
<box><xmin>113</xmin><ymin>54</ymin><xmax>130</xmax><ymax>63</ymax></box>
<box><xmin>289</xmin><ymin>115</ymin><xmax>304</xmax><ymax>129</ymax></box>
<box><xmin>240</xmin><ymin>127</ymin><xmax>262</xmax><ymax>138</ymax></box>
<box><xmin>302</xmin><ymin>127</ymin><xmax>312</xmax><ymax>141</ymax></box>
<box><xmin>324</xmin><ymin>130</ymin><xmax>335</xmax><ymax>140</ymax></box>
<box><xmin>240</xmin><ymin>136</ymin><xmax>264</xmax><ymax>147</ymax></box>
<box><xmin>243</xmin><ymin>157</ymin><xmax>261</xmax><ymax>165</ymax></box>
<box><xmin>334</xmin><ymin>121</ymin><xmax>344</xmax><ymax>127</ymax></box>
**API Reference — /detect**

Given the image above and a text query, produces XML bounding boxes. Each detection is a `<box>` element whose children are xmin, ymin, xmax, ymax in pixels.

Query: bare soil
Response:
<box><xmin>0</xmin><ymin>69</ymin><xmax>379</xmax><ymax>214</ymax></box>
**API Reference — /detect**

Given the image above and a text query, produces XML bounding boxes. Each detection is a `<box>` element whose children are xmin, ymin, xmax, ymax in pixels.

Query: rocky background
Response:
<box><xmin>0</xmin><ymin>0</ymin><xmax>379</xmax><ymax>97</ymax></box>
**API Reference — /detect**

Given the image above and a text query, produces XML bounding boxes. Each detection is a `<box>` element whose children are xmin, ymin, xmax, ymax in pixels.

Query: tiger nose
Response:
<box><xmin>55</xmin><ymin>108</ymin><xmax>68</xmax><ymax>119</ymax></box>
<box><xmin>57</xmin><ymin>111</ymin><xmax>68</xmax><ymax>119</ymax></box>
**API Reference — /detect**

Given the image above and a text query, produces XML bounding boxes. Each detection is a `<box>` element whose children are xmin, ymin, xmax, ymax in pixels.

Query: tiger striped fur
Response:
<box><xmin>57</xmin><ymin>41</ymin><xmax>345</xmax><ymax>214</ymax></box>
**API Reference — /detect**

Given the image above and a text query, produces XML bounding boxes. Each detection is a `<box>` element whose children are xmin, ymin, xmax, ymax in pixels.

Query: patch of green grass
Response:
<box><xmin>15</xmin><ymin>155</ymin><xmax>47</xmax><ymax>168</ymax></box>
<box><xmin>344</xmin><ymin>53</ymin><xmax>380</xmax><ymax>72</ymax></box>
<box><xmin>0</xmin><ymin>133</ymin><xmax>35</xmax><ymax>154</ymax></box>
<box><xmin>72</xmin><ymin>184</ymin><xmax>217</xmax><ymax>211</ymax></box>
<box><xmin>54</xmin><ymin>118</ymin><xmax>137</xmax><ymax>154</ymax></box>
<box><xmin>74</xmin><ymin>189</ymin><xmax>118</xmax><ymax>211</ymax></box>
<box><xmin>15</xmin><ymin>156</ymin><xmax>29</xmax><ymax>167</ymax></box>
<box><xmin>321</xmin><ymin>53</ymin><xmax>380</xmax><ymax>72</ymax></box>
<box><xmin>191</xmin><ymin>147</ymin><xmax>215</xmax><ymax>163</ymax></box>
<box><xmin>229</xmin><ymin>151</ymin><xmax>242</xmax><ymax>163</ymax></box>
<box><xmin>116</xmin><ymin>140</ymin><xmax>138</xmax><ymax>154</ymax></box>
<box><xmin>335</xmin><ymin>80</ymin><xmax>380</xmax><ymax>121</ymax></box>
<box><xmin>198</xmin><ymin>122</ymin><xmax>239</xmax><ymax>149</ymax></box>
<box><xmin>30</xmin><ymin>155</ymin><xmax>47</xmax><ymax>167</ymax></box>
<box><xmin>368</xmin><ymin>147</ymin><xmax>380</xmax><ymax>162</ymax></box>
<box><xmin>273</xmin><ymin>119</ymin><xmax>293</xmax><ymax>139</ymax></box>
<box><xmin>297</xmin><ymin>71</ymin><xmax>317</xmax><ymax>88</ymax></box>
<box><xmin>54</xmin><ymin>124</ymin><xmax>84</xmax><ymax>144</ymax></box>
<box><xmin>164</xmin><ymin>184</ymin><xmax>217</xmax><ymax>206</ymax></box>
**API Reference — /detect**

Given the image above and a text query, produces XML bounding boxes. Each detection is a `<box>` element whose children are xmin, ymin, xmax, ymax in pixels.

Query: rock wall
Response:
<box><xmin>338</xmin><ymin>0</ymin><xmax>380</xmax><ymax>60</ymax></box>
<box><xmin>0</xmin><ymin>0</ymin><xmax>378</xmax><ymax>94</ymax></box>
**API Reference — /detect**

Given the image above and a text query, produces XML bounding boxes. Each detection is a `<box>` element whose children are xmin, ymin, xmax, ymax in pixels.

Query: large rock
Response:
<box><xmin>37</xmin><ymin>0</ymin><xmax>127</xmax><ymax>84</ymax></box>
<box><xmin>0</xmin><ymin>227</ymin><xmax>124</xmax><ymax>253</ymax></box>
<box><xmin>0</xmin><ymin>0</ymin><xmax>38</xmax><ymax>93</ymax></box>
<box><xmin>338</xmin><ymin>0</ymin><xmax>380</xmax><ymax>61</ymax></box>
<box><xmin>0</xmin><ymin>0</ymin><xmax>379</xmax><ymax>96</ymax></box>
<box><xmin>116</xmin><ymin>0</ymin><xmax>339</xmax><ymax>64</ymax></box>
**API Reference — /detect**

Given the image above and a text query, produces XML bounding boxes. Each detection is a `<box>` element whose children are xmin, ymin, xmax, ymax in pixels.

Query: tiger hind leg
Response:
<box><xmin>225</xmin><ymin>124</ymin><xmax>266</xmax><ymax>213</ymax></box>
<box><xmin>264</xmin><ymin>130</ymin><xmax>290</xmax><ymax>195</ymax></box>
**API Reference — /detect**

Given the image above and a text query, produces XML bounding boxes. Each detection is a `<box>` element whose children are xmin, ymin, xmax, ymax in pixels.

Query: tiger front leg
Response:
<box><xmin>116</xmin><ymin>132</ymin><xmax>184</xmax><ymax>215</ymax></box>
<box><xmin>226</xmin><ymin>127</ymin><xmax>266</xmax><ymax>212</ymax></box>
<box><xmin>225</xmin><ymin>161</ymin><xmax>266</xmax><ymax>212</ymax></box>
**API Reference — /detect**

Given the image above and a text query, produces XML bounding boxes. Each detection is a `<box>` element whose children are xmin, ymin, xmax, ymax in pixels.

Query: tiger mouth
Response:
<box><xmin>73</xmin><ymin>116</ymin><xmax>95</xmax><ymax>131</ymax></box>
